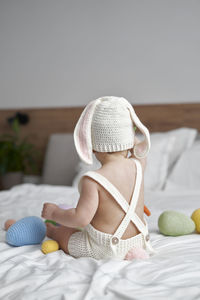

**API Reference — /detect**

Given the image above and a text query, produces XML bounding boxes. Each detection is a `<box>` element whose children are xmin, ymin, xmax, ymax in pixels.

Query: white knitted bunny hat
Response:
<box><xmin>74</xmin><ymin>96</ymin><xmax>150</xmax><ymax>165</ymax></box>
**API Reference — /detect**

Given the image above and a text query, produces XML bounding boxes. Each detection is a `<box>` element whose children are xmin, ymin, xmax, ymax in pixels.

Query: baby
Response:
<box><xmin>41</xmin><ymin>96</ymin><xmax>155</xmax><ymax>259</ymax></box>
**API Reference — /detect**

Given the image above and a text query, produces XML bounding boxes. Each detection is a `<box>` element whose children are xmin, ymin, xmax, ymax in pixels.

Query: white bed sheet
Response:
<box><xmin>0</xmin><ymin>184</ymin><xmax>200</xmax><ymax>300</ymax></box>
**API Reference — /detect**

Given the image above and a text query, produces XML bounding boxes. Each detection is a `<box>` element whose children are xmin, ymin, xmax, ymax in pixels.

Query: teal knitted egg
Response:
<box><xmin>6</xmin><ymin>216</ymin><xmax>46</xmax><ymax>246</ymax></box>
<box><xmin>158</xmin><ymin>211</ymin><xmax>195</xmax><ymax>236</ymax></box>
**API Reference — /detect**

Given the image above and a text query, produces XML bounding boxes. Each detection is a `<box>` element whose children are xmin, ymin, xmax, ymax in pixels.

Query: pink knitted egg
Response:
<box><xmin>4</xmin><ymin>219</ymin><xmax>16</xmax><ymax>231</ymax></box>
<box><xmin>58</xmin><ymin>204</ymin><xmax>73</xmax><ymax>210</ymax></box>
<box><xmin>125</xmin><ymin>247</ymin><xmax>149</xmax><ymax>260</ymax></box>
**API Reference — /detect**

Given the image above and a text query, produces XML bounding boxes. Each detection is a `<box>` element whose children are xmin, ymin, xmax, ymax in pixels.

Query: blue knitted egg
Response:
<box><xmin>6</xmin><ymin>216</ymin><xmax>46</xmax><ymax>246</ymax></box>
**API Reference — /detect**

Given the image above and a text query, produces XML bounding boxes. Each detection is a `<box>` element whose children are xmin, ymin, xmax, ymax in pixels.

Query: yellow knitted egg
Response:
<box><xmin>41</xmin><ymin>240</ymin><xmax>59</xmax><ymax>254</ymax></box>
<box><xmin>191</xmin><ymin>208</ymin><xmax>200</xmax><ymax>233</ymax></box>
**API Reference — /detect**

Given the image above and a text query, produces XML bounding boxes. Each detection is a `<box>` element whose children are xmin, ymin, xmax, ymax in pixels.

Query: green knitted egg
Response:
<box><xmin>158</xmin><ymin>211</ymin><xmax>195</xmax><ymax>236</ymax></box>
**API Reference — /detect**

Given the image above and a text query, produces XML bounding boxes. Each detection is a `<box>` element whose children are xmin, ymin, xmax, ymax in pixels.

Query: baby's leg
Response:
<box><xmin>46</xmin><ymin>223</ymin><xmax>79</xmax><ymax>254</ymax></box>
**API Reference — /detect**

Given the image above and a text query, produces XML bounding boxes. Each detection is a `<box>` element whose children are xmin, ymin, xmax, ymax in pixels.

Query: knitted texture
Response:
<box><xmin>41</xmin><ymin>240</ymin><xmax>59</xmax><ymax>254</ymax></box>
<box><xmin>68</xmin><ymin>224</ymin><xmax>145</xmax><ymax>260</ymax></box>
<box><xmin>91</xmin><ymin>98</ymin><xmax>135</xmax><ymax>152</ymax></box>
<box><xmin>68</xmin><ymin>160</ymin><xmax>155</xmax><ymax>260</ymax></box>
<box><xmin>6</xmin><ymin>216</ymin><xmax>46</xmax><ymax>246</ymax></box>
<box><xmin>73</xmin><ymin>96</ymin><xmax>151</xmax><ymax>165</ymax></box>
<box><xmin>125</xmin><ymin>247</ymin><xmax>150</xmax><ymax>260</ymax></box>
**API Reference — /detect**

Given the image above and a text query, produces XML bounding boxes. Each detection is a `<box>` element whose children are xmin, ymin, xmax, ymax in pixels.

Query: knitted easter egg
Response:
<box><xmin>4</xmin><ymin>219</ymin><xmax>16</xmax><ymax>231</ymax></box>
<box><xmin>41</xmin><ymin>240</ymin><xmax>59</xmax><ymax>254</ymax></box>
<box><xmin>191</xmin><ymin>208</ymin><xmax>200</xmax><ymax>233</ymax></box>
<box><xmin>125</xmin><ymin>247</ymin><xmax>149</xmax><ymax>260</ymax></box>
<box><xmin>6</xmin><ymin>216</ymin><xmax>46</xmax><ymax>246</ymax></box>
<box><xmin>158</xmin><ymin>211</ymin><xmax>195</xmax><ymax>236</ymax></box>
<box><xmin>58</xmin><ymin>204</ymin><xmax>73</xmax><ymax>210</ymax></box>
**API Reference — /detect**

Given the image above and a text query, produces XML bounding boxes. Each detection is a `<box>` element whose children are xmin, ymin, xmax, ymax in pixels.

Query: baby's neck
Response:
<box><xmin>95</xmin><ymin>151</ymin><xmax>129</xmax><ymax>165</ymax></box>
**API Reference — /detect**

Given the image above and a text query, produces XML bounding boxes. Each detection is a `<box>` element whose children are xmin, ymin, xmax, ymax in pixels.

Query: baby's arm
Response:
<box><xmin>42</xmin><ymin>177</ymin><xmax>99</xmax><ymax>228</ymax></box>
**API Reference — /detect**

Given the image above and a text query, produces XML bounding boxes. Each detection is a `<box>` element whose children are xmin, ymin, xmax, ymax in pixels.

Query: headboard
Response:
<box><xmin>0</xmin><ymin>102</ymin><xmax>199</xmax><ymax>172</ymax></box>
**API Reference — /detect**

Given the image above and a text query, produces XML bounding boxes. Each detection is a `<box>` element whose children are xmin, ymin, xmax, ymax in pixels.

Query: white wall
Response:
<box><xmin>0</xmin><ymin>0</ymin><xmax>200</xmax><ymax>109</ymax></box>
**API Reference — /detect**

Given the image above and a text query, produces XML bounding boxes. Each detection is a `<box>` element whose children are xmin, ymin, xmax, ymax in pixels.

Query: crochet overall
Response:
<box><xmin>68</xmin><ymin>159</ymin><xmax>154</xmax><ymax>259</ymax></box>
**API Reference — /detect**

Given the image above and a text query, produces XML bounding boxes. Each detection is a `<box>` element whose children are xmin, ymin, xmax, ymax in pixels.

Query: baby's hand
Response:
<box><xmin>41</xmin><ymin>203</ymin><xmax>58</xmax><ymax>220</ymax></box>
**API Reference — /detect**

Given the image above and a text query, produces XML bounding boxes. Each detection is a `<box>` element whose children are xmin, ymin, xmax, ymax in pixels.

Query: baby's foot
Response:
<box><xmin>46</xmin><ymin>223</ymin><xmax>58</xmax><ymax>239</ymax></box>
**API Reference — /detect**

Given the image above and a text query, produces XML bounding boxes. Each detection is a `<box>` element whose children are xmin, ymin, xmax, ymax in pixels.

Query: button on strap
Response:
<box><xmin>145</xmin><ymin>234</ymin><xmax>150</xmax><ymax>242</ymax></box>
<box><xmin>112</xmin><ymin>237</ymin><xmax>119</xmax><ymax>245</ymax></box>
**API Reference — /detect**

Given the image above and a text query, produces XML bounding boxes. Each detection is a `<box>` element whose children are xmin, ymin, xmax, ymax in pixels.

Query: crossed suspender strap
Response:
<box><xmin>83</xmin><ymin>159</ymin><xmax>155</xmax><ymax>254</ymax></box>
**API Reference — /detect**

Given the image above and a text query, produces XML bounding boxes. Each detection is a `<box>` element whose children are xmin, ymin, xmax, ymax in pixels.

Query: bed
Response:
<box><xmin>0</xmin><ymin>103</ymin><xmax>200</xmax><ymax>299</ymax></box>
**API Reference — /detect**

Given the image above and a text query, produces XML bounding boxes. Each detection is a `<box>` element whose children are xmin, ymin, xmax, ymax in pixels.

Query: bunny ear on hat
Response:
<box><xmin>127</xmin><ymin>103</ymin><xmax>151</xmax><ymax>158</ymax></box>
<box><xmin>73</xmin><ymin>99</ymin><xmax>101</xmax><ymax>165</ymax></box>
<box><xmin>74</xmin><ymin>96</ymin><xmax>150</xmax><ymax>164</ymax></box>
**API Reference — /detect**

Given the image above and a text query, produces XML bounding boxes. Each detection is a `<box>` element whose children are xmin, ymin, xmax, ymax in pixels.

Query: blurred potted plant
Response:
<box><xmin>0</xmin><ymin>112</ymin><xmax>39</xmax><ymax>189</ymax></box>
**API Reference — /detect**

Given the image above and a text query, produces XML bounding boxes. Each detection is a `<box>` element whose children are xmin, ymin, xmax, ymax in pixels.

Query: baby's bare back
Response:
<box><xmin>91</xmin><ymin>157</ymin><xmax>145</xmax><ymax>239</ymax></box>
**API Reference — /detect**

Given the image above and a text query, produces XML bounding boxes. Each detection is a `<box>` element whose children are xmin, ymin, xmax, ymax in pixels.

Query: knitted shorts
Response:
<box><xmin>68</xmin><ymin>224</ymin><xmax>145</xmax><ymax>260</ymax></box>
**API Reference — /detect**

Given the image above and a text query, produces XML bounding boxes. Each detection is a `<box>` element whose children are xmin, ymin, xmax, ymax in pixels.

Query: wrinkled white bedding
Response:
<box><xmin>0</xmin><ymin>184</ymin><xmax>200</xmax><ymax>300</ymax></box>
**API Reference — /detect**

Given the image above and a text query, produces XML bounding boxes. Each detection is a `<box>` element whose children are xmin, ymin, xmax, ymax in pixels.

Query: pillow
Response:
<box><xmin>72</xmin><ymin>128</ymin><xmax>198</xmax><ymax>190</ymax></box>
<box><xmin>144</xmin><ymin>127</ymin><xmax>197</xmax><ymax>189</ymax></box>
<box><xmin>42</xmin><ymin>134</ymin><xmax>79</xmax><ymax>186</ymax></box>
<box><xmin>165</xmin><ymin>141</ymin><xmax>200</xmax><ymax>190</ymax></box>
<box><xmin>161</xmin><ymin>127</ymin><xmax>197</xmax><ymax>172</ymax></box>
<box><xmin>72</xmin><ymin>133</ymin><xmax>175</xmax><ymax>190</ymax></box>
<box><xmin>144</xmin><ymin>134</ymin><xmax>175</xmax><ymax>190</ymax></box>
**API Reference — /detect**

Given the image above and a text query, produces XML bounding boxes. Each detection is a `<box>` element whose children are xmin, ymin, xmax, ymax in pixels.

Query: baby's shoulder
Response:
<box><xmin>80</xmin><ymin>173</ymin><xmax>99</xmax><ymax>188</ymax></box>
